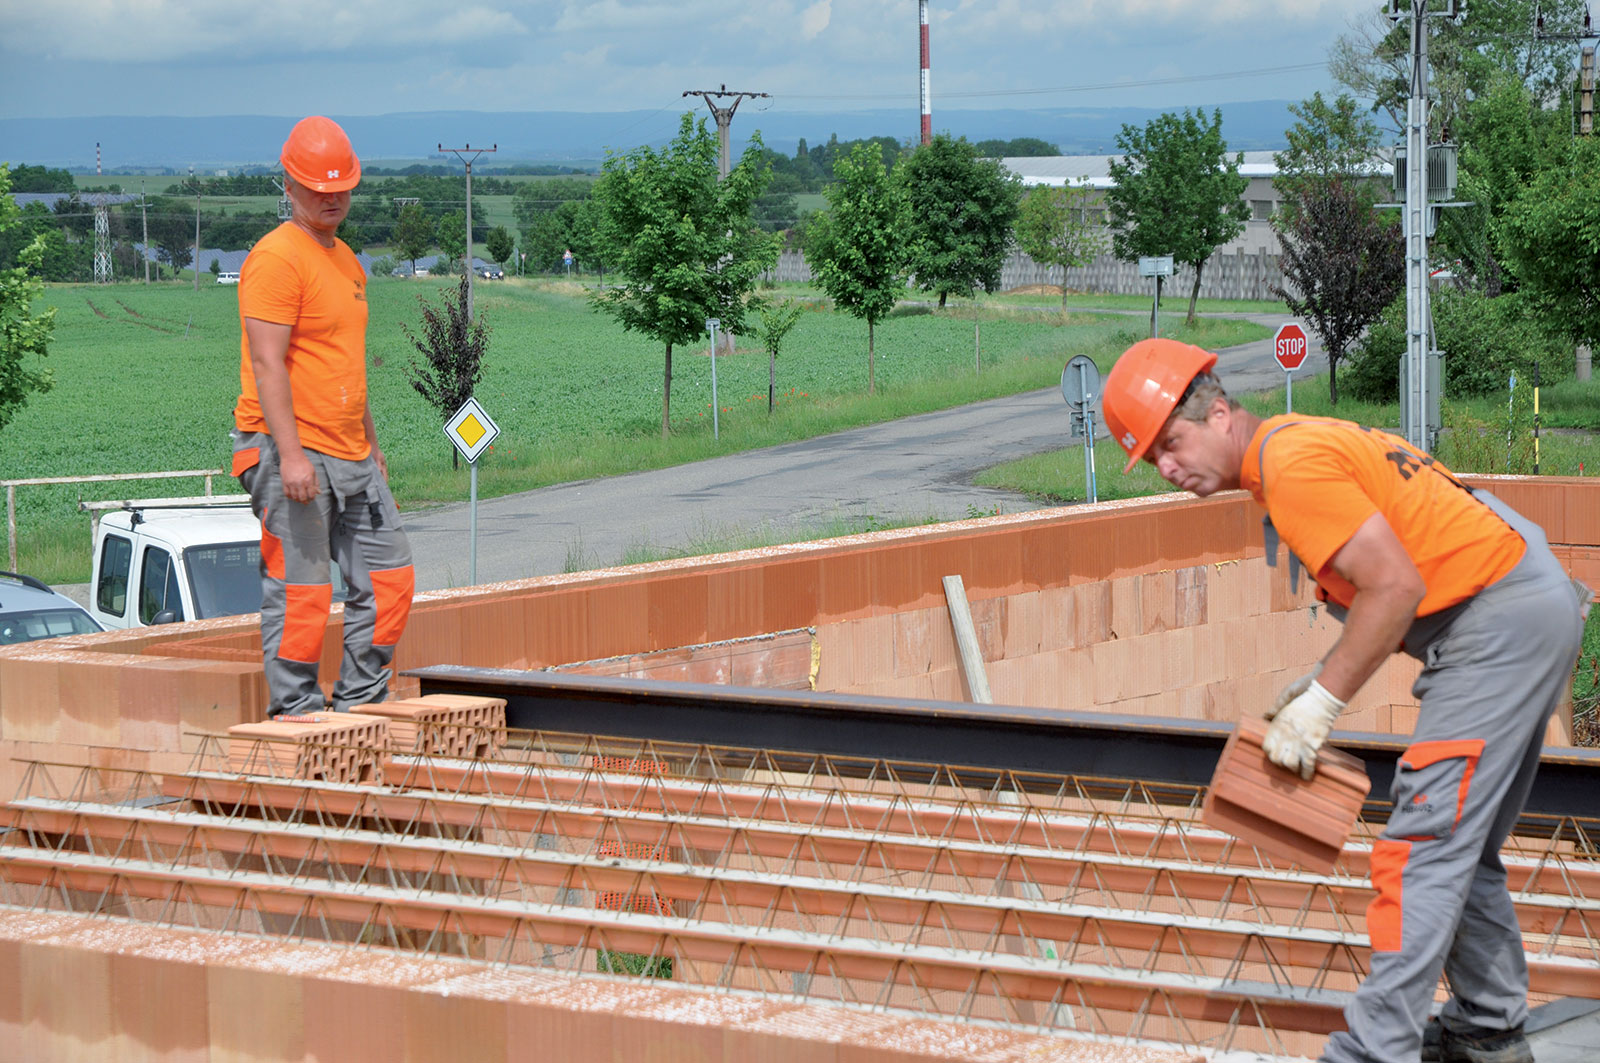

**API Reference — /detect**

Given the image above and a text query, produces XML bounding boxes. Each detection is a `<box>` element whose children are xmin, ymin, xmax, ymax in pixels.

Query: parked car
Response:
<box><xmin>480</xmin><ymin>266</ymin><xmax>504</xmax><ymax>280</ymax></box>
<box><xmin>0</xmin><ymin>571</ymin><xmax>104</xmax><ymax>644</ymax></box>
<box><xmin>217</xmin><ymin>271</ymin><xmax>241</xmax><ymax>285</ymax></box>
<box><xmin>88</xmin><ymin>499</ymin><xmax>348</xmax><ymax>630</ymax></box>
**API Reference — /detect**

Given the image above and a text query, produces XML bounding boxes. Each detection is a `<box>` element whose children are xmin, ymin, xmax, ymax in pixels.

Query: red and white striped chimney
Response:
<box><xmin>918</xmin><ymin>1</ymin><xmax>931</xmax><ymax>145</ymax></box>
<box><xmin>96</xmin><ymin>141</ymin><xmax>102</xmax><ymax>176</ymax></box>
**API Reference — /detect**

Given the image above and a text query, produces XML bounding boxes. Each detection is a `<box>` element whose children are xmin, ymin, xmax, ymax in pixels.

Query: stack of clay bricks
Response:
<box><xmin>353</xmin><ymin>693</ymin><xmax>507</xmax><ymax>759</ymax></box>
<box><xmin>226</xmin><ymin>712</ymin><xmax>390</xmax><ymax>785</ymax></box>
<box><xmin>1202</xmin><ymin>714</ymin><xmax>1371</xmax><ymax>873</ymax></box>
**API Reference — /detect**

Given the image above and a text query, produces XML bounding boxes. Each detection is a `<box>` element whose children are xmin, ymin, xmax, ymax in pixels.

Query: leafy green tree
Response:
<box><xmin>567</xmin><ymin>197</ymin><xmax>607</xmax><ymax>283</ymax></box>
<box><xmin>898</xmin><ymin>134</ymin><xmax>1022</xmax><ymax>308</ymax></box>
<box><xmin>1271</xmin><ymin>179</ymin><xmax>1404</xmax><ymax>405</ymax></box>
<box><xmin>401</xmin><ymin>273</ymin><xmax>489</xmax><ymax>469</ymax></box>
<box><xmin>7</xmin><ymin>164</ymin><xmax>76</xmax><ymax>193</ymax></box>
<box><xmin>1106</xmin><ymin>108</ymin><xmax>1248</xmax><ymax>326</ymax></box>
<box><xmin>145</xmin><ymin>199</ymin><xmax>194</xmax><ymax>271</ymax></box>
<box><xmin>485</xmin><ymin>225</ymin><xmax>515</xmax><ymax>272</ymax></box>
<box><xmin>0</xmin><ymin>166</ymin><xmax>56</xmax><ymax>437</ymax></box>
<box><xmin>435</xmin><ymin>211</ymin><xmax>467</xmax><ymax>274</ymax></box>
<box><xmin>1331</xmin><ymin>0</ymin><xmax>1586</xmax><ymax>136</ymax></box>
<box><xmin>974</xmin><ymin>137</ymin><xmax>1060</xmax><ymax>158</ymax></box>
<box><xmin>210</xmin><ymin>258</ymin><xmax>221</xmax><ymax>278</ymax></box>
<box><xmin>806</xmin><ymin>141</ymin><xmax>912</xmax><ymax>394</ymax></box>
<box><xmin>1013</xmin><ymin>185</ymin><xmax>1105</xmax><ymax>310</ymax></box>
<box><xmin>1273</xmin><ymin>91</ymin><xmax>1384</xmax><ymax>219</ymax></box>
<box><xmin>588</xmin><ymin>112</ymin><xmax>779</xmax><ymax>436</ymax></box>
<box><xmin>522</xmin><ymin>203</ymin><xmax>576</xmax><ymax>272</ymax></box>
<box><xmin>392</xmin><ymin>203</ymin><xmax>432</xmax><ymax>274</ymax></box>
<box><xmin>753</xmin><ymin>298</ymin><xmax>803</xmax><ymax>412</ymax></box>
<box><xmin>1499</xmin><ymin>134</ymin><xmax>1600</xmax><ymax>352</ymax></box>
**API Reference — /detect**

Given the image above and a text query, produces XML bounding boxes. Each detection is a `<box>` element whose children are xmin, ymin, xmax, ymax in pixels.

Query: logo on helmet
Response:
<box><xmin>327</xmin><ymin>170</ymin><xmax>340</xmax><ymax>179</ymax></box>
<box><xmin>1121</xmin><ymin>432</ymin><xmax>1137</xmax><ymax>449</ymax></box>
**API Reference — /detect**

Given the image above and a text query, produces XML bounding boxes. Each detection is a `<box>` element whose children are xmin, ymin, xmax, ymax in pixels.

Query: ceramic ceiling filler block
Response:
<box><xmin>1202</xmin><ymin>714</ymin><xmax>1372</xmax><ymax>874</ymax></box>
<box><xmin>226</xmin><ymin>712</ymin><xmax>391</xmax><ymax>784</ymax></box>
<box><xmin>354</xmin><ymin>694</ymin><xmax>507</xmax><ymax>758</ymax></box>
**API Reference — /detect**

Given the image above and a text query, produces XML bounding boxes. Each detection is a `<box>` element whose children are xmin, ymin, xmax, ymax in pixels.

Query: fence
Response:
<box><xmin>763</xmin><ymin>247</ymin><xmax>1287</xmax><ymax>302</ymax></box>
<box><xmin>2</xmin><ymin>469</ymin><xmax>227</xmax><ymax>573</ymax></box>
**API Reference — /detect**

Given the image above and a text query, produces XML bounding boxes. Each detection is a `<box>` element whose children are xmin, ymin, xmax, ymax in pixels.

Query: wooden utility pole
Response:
<box><xmin>438</xmin><ymin>142</ymin><xmax>497</xmax><ymax>321</ymax></box>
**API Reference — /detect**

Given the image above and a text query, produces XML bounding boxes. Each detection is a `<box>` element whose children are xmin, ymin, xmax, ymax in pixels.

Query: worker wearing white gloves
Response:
<box><xmin>1099</xmin><ymin>339</ymin><xmax>1586</xmax><ymax>1063</ymax></box>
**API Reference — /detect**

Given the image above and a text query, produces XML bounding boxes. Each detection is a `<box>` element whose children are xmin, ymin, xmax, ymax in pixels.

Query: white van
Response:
<box><xmin>217</xmin><ymin>271</ymin><xmax>240</xmax><ymax>285</ymax></box>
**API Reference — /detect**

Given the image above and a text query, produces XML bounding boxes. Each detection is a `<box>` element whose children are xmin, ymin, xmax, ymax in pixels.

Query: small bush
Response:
<box><xmin>1435</xmin><ymin>387</ymin><xmax>1536</xmax><ymax>475</ymax></box>
<box><xmin>1343</xmin><ymin>288</ymin><xmax>1568</xmax><ymax>404</ymax></box>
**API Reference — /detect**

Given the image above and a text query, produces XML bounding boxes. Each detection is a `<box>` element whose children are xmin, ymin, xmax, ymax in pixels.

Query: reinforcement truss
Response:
<box><xmin>3</xmin><ymin>726</ymin><xmax>1598</xmax><ymax>1059</ymax></box>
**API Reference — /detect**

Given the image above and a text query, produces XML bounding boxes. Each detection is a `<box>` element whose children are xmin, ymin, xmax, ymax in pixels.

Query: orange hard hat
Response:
<box><xmin>281</xmin><ymin>116</ymin><xmax>360</xmax><ymax>193</ymax></box>
<box><xmin>1102</xmin><ymin>338</ymin><xmax>1219</xmax><ymax>473</ymax></box>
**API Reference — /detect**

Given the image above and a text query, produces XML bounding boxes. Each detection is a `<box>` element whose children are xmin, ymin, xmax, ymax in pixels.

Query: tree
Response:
<box><xmin>1499</xmin><ymin>135</ymin><xmax>1600</xmax><ymax>352</ymax></box>
<box><xmin>588</xmin><ymin>111</ymin><xmax>779</xmax><ymax>436</ymax></box>
<box><xmin>1105</xmin><ymin>109</ymin><xmax>1248</xmax><ymax>326</ymax></box>
<box><xmin>209</xmin><ymin>258</ymin><xmax>221</xmax><ymax>278</ymax></box>
<box><xmin>974</xmin><ymin>137</ymin><xmax>1060</xmax><ymax>158</ymax></box>
<box><xmin>435</xmin><ymin>211</ymin><xmax>467</xmax><ymax>274</ymax></box>
<box><xmin>1273</xmin><ymin>92</ymin><xmax>1384</xmax><ymax>218</ymax></box>
<box><xmin>1013</xmin><ymin>185</ymin><xmax>1105</xmax><ymax>310</ymax></box>
<box><xmin>392</xmin><ymin>203</ymin><xmax>432</xmax><ymax>274</ymax></box>
<box><xmin>0</xmin><ymin>166</ymin><xmax>56</xmax><ymax>437</ymax></box>
<box><xmin>484</xmin><ymin>225</ymin><xmax>515</xmax><ymax>272</ymax></box>
<box><xmin>145</xmin><ymin>198</ymin><xmax>194</xmax><ymax>272</ymax></box>
<box><xmin>401</xmin><ymin>273</ymin><xmax>489</xmax><ymax>469</ymax></box>
<box><xmin>806</xmin><ymin>141</ymin><xmax>912</xmax><ymax>395</ymax></box>
<box><xmin>1271</xmin><ymin>179</ymin><xmax>1404</xmax><ymax>405</ymax></box>
<box><xmin>1330</xmin><ymin>0</ymin><xmax>1587</xmax><ymax>137</ymax></box>
<box><xmin>752</xmin><ymin>298</ymin><xmax>803</xmax><ymax>413</ymax></box>
<box><xmin>898</xmin><ymin>134</ymin><xmax>1022</xmax><ymax>308</ymax></box>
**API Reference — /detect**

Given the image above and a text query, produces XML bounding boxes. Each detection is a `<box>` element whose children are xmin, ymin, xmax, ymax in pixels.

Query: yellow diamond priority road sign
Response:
<box><xmin>444</xmin><ymin>396</ymin><xmax>500</xmax><ymax>464</ymax></box>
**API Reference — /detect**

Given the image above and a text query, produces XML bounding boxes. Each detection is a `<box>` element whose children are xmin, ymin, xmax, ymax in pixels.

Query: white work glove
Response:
<box><xmin>1262</xmin><ymin>666</ymin><xmax>1346</xmax><ymax>781</ymax></box>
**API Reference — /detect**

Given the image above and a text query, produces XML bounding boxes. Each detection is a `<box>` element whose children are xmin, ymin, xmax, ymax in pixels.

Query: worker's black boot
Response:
<box><xmin>1420</xmin><ymin>1017</ymin><xmax>1534</xmax><ymax>1063</ymax></box>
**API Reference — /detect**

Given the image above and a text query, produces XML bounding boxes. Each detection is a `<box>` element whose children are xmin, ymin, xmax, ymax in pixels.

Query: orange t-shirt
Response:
<box><xmin>234</xmin><ymin>222</ymin><xmax>370</xmax><ymax>461</ymax></box>
<box><xmin>1240</xmin><ymin>415</ymin><xmax>1524</xmax><ymax>616</ymax></box>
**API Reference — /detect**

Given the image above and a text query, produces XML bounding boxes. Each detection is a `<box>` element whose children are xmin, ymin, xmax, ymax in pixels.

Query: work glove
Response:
<box><xmin>1262</xmin><ymin>665</ymin><xmax>1346</xmax><ymax>781</ymax></box>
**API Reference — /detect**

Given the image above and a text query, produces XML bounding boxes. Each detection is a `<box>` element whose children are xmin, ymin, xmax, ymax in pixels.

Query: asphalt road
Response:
<box><xmin>404</xmin><ymin>313</ymin><xmax>1317</xmax><ymax>591</ymax></box>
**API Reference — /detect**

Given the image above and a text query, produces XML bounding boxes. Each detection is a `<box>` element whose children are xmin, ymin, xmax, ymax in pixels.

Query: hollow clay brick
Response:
<box><xmin>1202</xmin><ymin>714</ymin><xmax>1371</xmax><ymax>874</ymax></box>
<box><xmin>226</xmin><ymin>712</ymin><xmax>390</xmax><ymax>784</ymax></box>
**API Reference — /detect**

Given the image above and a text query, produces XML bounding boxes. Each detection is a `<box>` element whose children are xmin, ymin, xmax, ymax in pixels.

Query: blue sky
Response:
<box><xmin>2</xmin><ymin>0</ymin><xmax>1378</xmax><ymax>128</ymax></box>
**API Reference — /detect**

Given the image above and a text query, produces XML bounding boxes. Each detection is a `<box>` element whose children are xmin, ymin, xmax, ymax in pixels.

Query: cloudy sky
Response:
<box><xmin>2</xmin><ymin>1</ymin><xmax>1376</xmax><ymax>124</ymax></box>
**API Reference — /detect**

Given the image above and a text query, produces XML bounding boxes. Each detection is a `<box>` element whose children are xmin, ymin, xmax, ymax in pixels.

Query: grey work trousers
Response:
<box><xmin>235</xmin><ymin>431</ymin><xmax>415</xmax><ymax>716</ymax></box>
<box><xmin>1321</xmin><ymin>491</ymin><xmax>1585</xmax><ymax>1063</ymax></box>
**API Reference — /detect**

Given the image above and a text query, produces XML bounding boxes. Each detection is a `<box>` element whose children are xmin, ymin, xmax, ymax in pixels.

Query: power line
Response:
<box><xmin>780</xmin><ymin>61</ymin><xmax>1333</xmax><ymax>102</ymax></box>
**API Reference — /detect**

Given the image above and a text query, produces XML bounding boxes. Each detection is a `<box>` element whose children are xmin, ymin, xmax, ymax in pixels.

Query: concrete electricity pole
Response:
<box><xmin>190</xmin><ymin>165</ymin><xmax>201</xmax><ymax>294</ymax></box>
<box><xmin>682</xmin><ymin>84</ymin><xmax>769</xmax><ymax>178</ymax></box>
<box><xmin>140</xmin><ymin>181</ymin><xmax>150</xmax><ymax>284</ymax></box>
<box><xmin>439</xmin><ymin>142</ymin><xmax>496</xmax><ymax>321</ymax></box>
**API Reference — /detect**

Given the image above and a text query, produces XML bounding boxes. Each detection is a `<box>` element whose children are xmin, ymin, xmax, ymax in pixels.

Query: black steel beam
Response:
<box><xmin>407</xmin><ymin>665</ymin><xmax>1600</xmax><ymax>822</ymax></box>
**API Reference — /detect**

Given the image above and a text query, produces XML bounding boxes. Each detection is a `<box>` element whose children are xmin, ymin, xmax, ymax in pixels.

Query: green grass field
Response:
<box><xmin>5</xmin><ymin>278</ymin><xmax>1269</xmax><ymax>581</ymax></box>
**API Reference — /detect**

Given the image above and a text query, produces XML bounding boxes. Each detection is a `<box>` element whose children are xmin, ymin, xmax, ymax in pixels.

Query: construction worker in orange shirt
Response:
<box><xmin>1102</xmin><ymin>338</ymin><xmax>1586</xmax><ymax>1063</ymax></box>
<box><xmin>231</xmin><ymin>116</ymin><xmax>414</xmax><ymax>716</ymax></box>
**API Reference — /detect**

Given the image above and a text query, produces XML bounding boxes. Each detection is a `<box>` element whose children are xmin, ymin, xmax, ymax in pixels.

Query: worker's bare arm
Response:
<box><xmin>244</xmin><ymin>317</ymin><xmax>319</xmax><ymax>503</ymax></box>
<box><xmin>1316</xmin><ymin>512</ymin><xmax>1427</xmax><ymax>702</ymax></box>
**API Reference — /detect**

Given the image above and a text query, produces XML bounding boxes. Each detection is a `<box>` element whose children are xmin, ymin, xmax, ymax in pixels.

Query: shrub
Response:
<box><xmin>1342</xmin><ymin>287</ymin><xmax>1568</xmax><ymax>404</ymax></box>
<box><xmin>367</xmin><ymin>255</ymin><xmax>396</xmax><ymax>278</ymax></box>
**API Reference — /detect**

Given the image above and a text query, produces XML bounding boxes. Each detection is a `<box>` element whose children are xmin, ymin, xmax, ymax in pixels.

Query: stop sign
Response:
<box><xmin>1274</xmin><ymin>322</ymin><xmax>1309</xmax><ymax>372</ymax></box>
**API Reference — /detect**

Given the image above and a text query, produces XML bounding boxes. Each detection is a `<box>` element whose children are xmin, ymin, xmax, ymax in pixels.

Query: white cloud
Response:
<box><xmin>800</xmin><ymin>1</ymin><xmax>831</xmax><ymax>41</ymax></box>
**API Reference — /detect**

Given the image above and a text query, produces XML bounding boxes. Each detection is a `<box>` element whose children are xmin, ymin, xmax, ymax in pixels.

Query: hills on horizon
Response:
<box><xmin>2</xmin><ymin>102</ymin><xmax>1301</xmax><ymax>172</ymax></box>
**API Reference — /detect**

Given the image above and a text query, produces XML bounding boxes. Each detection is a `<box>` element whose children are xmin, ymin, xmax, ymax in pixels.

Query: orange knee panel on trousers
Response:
<box><xmin>1367</xmin><ymin>838</ymin><xmax>1411</xmax><ymax>952</ymax></box>
<box><xmin>281</xmin><ymin>583</ymin><xmax>332</xmax><ymax>663</ymax></box>
<box><xmin>370</xmin><ymin>565</ymin><xmax>414</xmax><ymax>647</ymax></box>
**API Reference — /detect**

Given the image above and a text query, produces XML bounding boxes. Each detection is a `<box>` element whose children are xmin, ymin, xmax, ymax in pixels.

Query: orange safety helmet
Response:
<box><xmin>1102</xmin><ymin>338</ymin><xmax>1219</xmax><ymax>472</ymax></box>
<box><xmin>280</xmin><ymin>116</ymin><xmax>361</xmax><ymax>193</ymax></box>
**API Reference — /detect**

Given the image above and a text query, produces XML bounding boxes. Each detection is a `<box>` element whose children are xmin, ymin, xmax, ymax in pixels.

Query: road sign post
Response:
<box><xmin>1138</xmin><ymin>256</ymin><xmax>1174</xmax><ymax>338</ymax></box>
<box><xmin>1273</xmin><ymin>322</ymin><xmax>1309</xmax><ymax>414</ymax></box>
<box><xmin>706</xmin><ymin>318</ymin><xmax>721</xmax><ymax>440</ymax></box>
<box><xmin>443</xmin><ymin>396</ymin><xmax>501</xmax><ymax>585</ymax></box>
<box><xmin>563</xmin><ymin>248</ymin><xmax>573</xmax><ymax>280</ymax></box>
<box><xmin>1061</xmin><ymin>354</ymin><xmax>1101</xmax><ymax>504</ymax></box>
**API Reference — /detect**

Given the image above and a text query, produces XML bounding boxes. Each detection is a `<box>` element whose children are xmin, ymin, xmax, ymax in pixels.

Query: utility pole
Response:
<box><xmin>191</xmin><ymin>165</ymin><xmax>201</xmax><ymax>294</ymax></box>
<box><xmin>140</xmin><ymin>181</ymin><xmax>150</xmax><ymax>284</ymax></box>
<box><xmin>438</xmin><ymin>142</ymin><xmax>496</xmax><ymax>321</ymax></box>
<box><xmin>682</xmin><ymin>84</ymin><xmax>768</xmax><ymax>357</ymax></box>
<box><xmin>682</xmin><ymin>84</ymin><xmax>769</xmax><ymax>178</ymax></box>
<box><xmin>1534</xmin><ymin>5</ymin><xmax>1598</xmax><ymax>133</ymax></box>
<box><xmin>91</xmin><ymin>142</ymin><xmax>111</xmax><ymax>285</ymax></box>
<box><xmin>1390</xmin><ymin>0</ymin><xmax>1462</xmax><ymax>451</ymax></box>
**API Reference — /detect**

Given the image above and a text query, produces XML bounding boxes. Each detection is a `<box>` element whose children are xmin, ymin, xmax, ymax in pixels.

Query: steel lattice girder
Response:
<box><xmin>406</xmin><ymin>666</ymin><xmax>1600</xmax><ymax>822</ymax></box>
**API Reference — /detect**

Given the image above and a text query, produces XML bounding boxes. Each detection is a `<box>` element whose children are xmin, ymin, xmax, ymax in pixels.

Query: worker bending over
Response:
<box><xmin>1102</xmin><ymin>338</ymin><xmax>1584</xmax><ymax>1063</ymax></box>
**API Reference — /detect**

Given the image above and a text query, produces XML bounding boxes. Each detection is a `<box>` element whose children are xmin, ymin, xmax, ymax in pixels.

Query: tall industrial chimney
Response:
<box><xmin>919</xmin><ymin>1</ymin><xmax>931</xmax><ymax>145</ymax></box>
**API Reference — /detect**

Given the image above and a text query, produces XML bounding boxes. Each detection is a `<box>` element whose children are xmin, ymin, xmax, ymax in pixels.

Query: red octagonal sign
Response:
<box><xmin>1274</xmin><ymin>322</ymin><xmax>1309</xmax><ymax>372</ymax></box>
